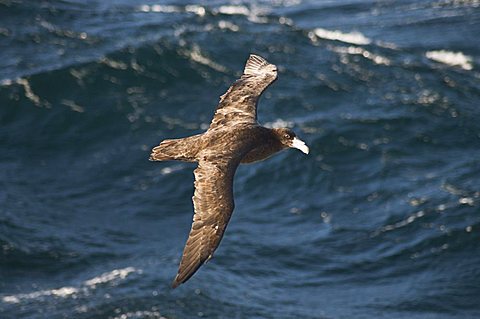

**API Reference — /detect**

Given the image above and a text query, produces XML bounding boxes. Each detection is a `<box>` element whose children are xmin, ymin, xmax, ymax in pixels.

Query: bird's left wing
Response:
<box><xmin>209</xmin><ymin>54</ymin><xmax>277</xmax><ymax>130</ymax></box>
<box><xmin>172</xmin><ymin>155</ymin><xmax>240</xmax><ymax>288</ymax></box>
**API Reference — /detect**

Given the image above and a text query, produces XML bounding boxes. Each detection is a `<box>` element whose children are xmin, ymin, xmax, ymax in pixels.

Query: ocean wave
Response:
<box><xmin>137</xmin><ymin>3</ymin><xmax>268</xmax><ymax>23</ymax></box>
<box><xmin>0</xmin><ymin>40</ymin><xmax>228</xmax><ymax>121</ymax></box>
<box><xmin>2</xmin><ymin>287</ymin><xmax>79</xmax><ymax>304</ymax></box>
<box><xmin>112</xmin><ymin>310</ymin><xmax>168</xmax><ymax>319</ymax></box>
<box><xmin>426</xmin><ymin>50</ymin><xmax>473</xmax><ymax>70</ymax></box>
<box><xmin>329</xmin><ymin>45</ymin><xmax>391</xmax><ymax>66</ymax></box>
<box><xmin>2</xmin><ymin>1</ymin><xmax>480</xmax><ymax>317</ymax></box>
<box><xmin>1</xmin><ymin>267</ymin><xmax>140</xmax><ymax>304</ymax></box>
<box><xmin>216</xmin><ymin>20</ymin><xmax>241</xmax><ymax>32</ymax></box>
<box><xmin>182</xmin><ymin>45</ymin><xmax>228</xmax><ymax>73</ymax></box>
<box><xmin>138</xmin><ymin>4</ymin><xmax>206</xmax><ymax>16</ymax></box>
<box><xmin>313</xmin><ymin>28</ymin><xmax>372</xmax><ymax>45</ymax></box>
<box><xmin>16</xmin><ymin>78</ymin><xmax>52</xmax><ymax>107</ymax></box>
<box><xmin>216</xmin><ymin>5</ymin><xmax>269</xmax><ymax>23</ymax></box>
<box><xmin>216</xmin><ymin>5</ymin><xmax>251</xmax><ymax>16</ymax></box>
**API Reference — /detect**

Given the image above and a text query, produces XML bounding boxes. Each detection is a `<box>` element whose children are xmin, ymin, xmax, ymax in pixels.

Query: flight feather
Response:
<box><xmin>209</xmin><ymin>54</ymin><xmax>278</xmax><ymax>130</ymax></box>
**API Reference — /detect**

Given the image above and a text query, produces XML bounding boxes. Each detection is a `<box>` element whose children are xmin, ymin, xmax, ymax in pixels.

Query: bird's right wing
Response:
<box><xmin>209</xmin><ymin>54</ymin><xmax>278</xmax><ymax>130</ymax></box>
<box><xmin>172</xmin><ymin>156</ymin><xmax>240</xmax><ymax>288</ymax></box>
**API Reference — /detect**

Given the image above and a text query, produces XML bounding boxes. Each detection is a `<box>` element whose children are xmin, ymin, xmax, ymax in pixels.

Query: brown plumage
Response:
<box><xmin>150</xmin><ymin>54</ymin><xmax>309</xmax><ymax>288</ymax></box>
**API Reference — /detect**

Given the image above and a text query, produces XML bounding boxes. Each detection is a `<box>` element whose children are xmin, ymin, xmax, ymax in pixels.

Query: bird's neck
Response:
<box><xmin>240</xmin><ymin>130</ymin><xmax>284</xmax><ymax>164</ymax></box>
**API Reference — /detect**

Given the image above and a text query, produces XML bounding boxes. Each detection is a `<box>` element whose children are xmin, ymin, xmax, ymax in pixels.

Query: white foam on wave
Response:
<box><xmin>159</xmin><ymin>164</ymin><xmax>184</xmax><ymax>176</ymax></box>
<box><xmin>139</xmin><ymin>4</ymin><xmax>268</xmax><ymax>23</ymax></box>
<box><xmin>138</xmin><ymin>4</ymin><xmax>205</xmax><ymax>16</ymax></box>
<box><xmin>16</xmin><ymin>78</ymin><xmax>51</xmax><ymax>107</ymax></box>
<box><xmin>438</xmin><ymin>0</ymin><xmax>480</xmax><ymax>8</ymax></box>
<box><xmin>216</xmin><ymin>5</ymin><xmax>250</xmax><ymax>16</ymax></box>
<box><xmin>100</xmin><ymin>57</ymin><xmax>128</xmax><ymax>70</ymax></box>
<box><xmin>185</xmin><ymin>5</ymin><xmax>206</xmax><ymax>16</ymax></box>
<box><xmin>330</xmin><ymin>45</ymin><xmax>391</xmax><ymax>65</ymax></box>
<box><xmin>217</xmin><ymin>20</ymin><xmax>240</xmax><ymax>32</ymax></box>
<box><xmin>112</xmin><ymin>310</ymin><xmax>168</xmax><ymax>319</ymax></box>
<box><xmin>264</xmin><ymin>119</ymin><xmax>294</xmax><ymax>129</ymax></box>
<box><xmin>314</xmin><ymin>28</ymin><xmax>371</xmax><ymax>45</ymax></box>
<box><xmin>0</xmin><ymin>78</ymin><xmax>14</xmax><ymax>86</ymax></box>
<box><xmin>2</xmin><ymin>267</ymin><xmax>140</xmax><ymax>304</ymax></box>
<box><xmin>139</xmin><ymin>4</ymin><xmax>179</xmax><ymax>13</ymax></box>
<box><xmin>186</xmin><ymin>45</ymin><xmax>228</xmax><ymax>73</ymax></box>
<box><xmin>426</xmin><ymin>50</ymin><xmax>473</xmax><ymax>70</ymax></box>
<box><xmin>83</xmin><ymin>266</ymin><xmax>137</xmax><ymax>287</ymax></box>
<box><xmin>214</xmin><ymin>5</ymin><xmax>269</xmax><ymax>23</ymax></box>
<box><xmin>2</xmin><ymin>287</ymin><xmax>79</xmax><ymax>304</ymax></box>
<box><xmin>61</xmin><ymin>99</ymin><xmax>85</xmax><ymax>113</ymax></box>
<box><xmin>371</xmin><ymin>210</ymin><xmax>426</xmax><ymax>237</ymax></box>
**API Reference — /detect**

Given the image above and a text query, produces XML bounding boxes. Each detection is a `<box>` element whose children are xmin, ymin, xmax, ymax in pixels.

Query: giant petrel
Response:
<box><xmin>150</xmin><ymin>54</ymin><xmax>309</xmax><ymax>288</ymax></box>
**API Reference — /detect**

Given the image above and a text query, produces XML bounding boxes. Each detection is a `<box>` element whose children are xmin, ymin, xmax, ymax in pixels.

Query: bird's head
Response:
<box><xmin>273</xmin><ymin>128</ymin><xmax>309</xmax><ymax>155</ymax></box>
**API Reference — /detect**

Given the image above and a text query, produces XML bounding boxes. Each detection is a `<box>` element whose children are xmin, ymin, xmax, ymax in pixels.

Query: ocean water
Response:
<box><xmin>1</xmin><ymin>0</ymin><xmax>480</xmax><ymax>318</ymax></box>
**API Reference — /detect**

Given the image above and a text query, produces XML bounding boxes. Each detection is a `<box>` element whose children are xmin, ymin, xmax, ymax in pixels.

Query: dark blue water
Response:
<box><xmin>1</xmin><ymin>1</ymin><xmax>480</xmax><ymax>318</ymax></box>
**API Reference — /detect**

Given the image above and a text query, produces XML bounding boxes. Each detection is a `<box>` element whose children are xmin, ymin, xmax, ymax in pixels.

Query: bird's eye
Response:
<box><xmin>284</xmin><ymin>134</ymin><xmax>290</xmax><ymax>139</ymax></box>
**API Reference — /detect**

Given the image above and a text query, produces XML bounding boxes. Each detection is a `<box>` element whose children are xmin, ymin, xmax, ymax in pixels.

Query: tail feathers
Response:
<box><xmin>149</xmin><ymin>136</ymin><xmax>199</xmax><ymax>162</ymax></box>
<box><xmin>149</xmin><ymin>139</ymin><xmax>178</xmax><ymax>161</ymax></box>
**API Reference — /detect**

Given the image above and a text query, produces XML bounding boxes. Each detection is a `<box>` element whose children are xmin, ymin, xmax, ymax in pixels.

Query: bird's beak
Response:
<box><xmin>291</xmin><ymin>137</ymin><xmax>309</xmax><ymax>154</ymax></box>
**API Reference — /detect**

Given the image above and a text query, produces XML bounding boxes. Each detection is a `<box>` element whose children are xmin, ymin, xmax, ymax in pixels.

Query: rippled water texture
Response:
<box><xmin>1</xmin><ymin>1</ymin><xmax>480</xmax><ymax>318</ymax></box>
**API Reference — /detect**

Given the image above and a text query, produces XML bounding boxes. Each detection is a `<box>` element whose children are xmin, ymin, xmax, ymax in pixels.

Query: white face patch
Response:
<box><xmin>291</xmin><ymin>137</ymin><xmax>310</xmax><ymax>154</ymax></box>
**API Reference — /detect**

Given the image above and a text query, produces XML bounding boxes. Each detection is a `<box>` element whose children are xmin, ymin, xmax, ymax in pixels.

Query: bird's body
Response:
<box><xmin>152</xmin><ymin>125</ymin><xmax>284</xmax><ymax>164</ymax></box>
<box><xmin>150</xmin><ymin>54</ymin><xmax>309</xmax><ymax>288</ymax></box>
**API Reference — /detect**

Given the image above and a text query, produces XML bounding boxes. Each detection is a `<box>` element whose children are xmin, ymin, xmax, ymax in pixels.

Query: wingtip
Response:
<box><xmin>243</xmin><ymin>54</ymin><xmax>272</xmax><ymax>76</ymax></box>
<box><xmin>248</xmin><ymin>53</ymin><xmax>267</xmax><ymax>62</ymax></box>
<box><xmin>149</xmin><ymin>154</ymin><xmax>157</xmax><ymax>161</ymax></box>
<box><xmin>171</xmin><ymin>273</ymin><xmax>186</xmax><ymax>289</ymax></box>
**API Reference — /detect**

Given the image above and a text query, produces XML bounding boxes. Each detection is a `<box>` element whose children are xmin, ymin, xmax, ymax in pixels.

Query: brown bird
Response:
<box><xmin>150</xmin><ymin>54</ymin><xmax>309</xmax><ymax>288</ymax></box>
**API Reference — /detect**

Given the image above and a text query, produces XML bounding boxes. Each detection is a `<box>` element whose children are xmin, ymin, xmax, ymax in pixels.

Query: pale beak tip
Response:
<box><xmin>291</xmin><ymin>137</ymin><xmax>310</xmax><ymax>155</ymax></box>
<box><xmin>300</xmin><ymin>146</ymin><xmax>309</xmax><ymax>155</ymax></box>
